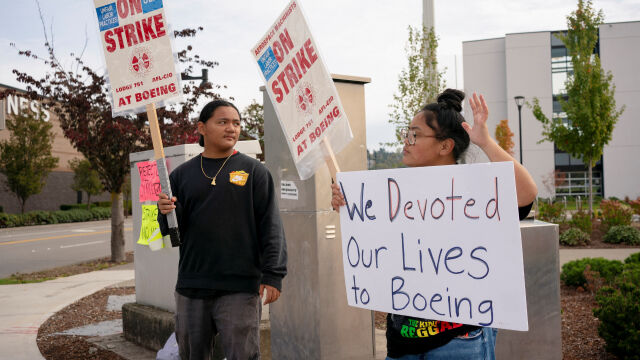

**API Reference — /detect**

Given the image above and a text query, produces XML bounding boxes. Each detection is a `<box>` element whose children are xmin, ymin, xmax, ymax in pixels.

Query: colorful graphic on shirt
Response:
<box><xmin>399</xmin><ymin>319</ymin><xmax>465</xmax><ymax>339</ymax></box>
<box><xmin>229</xmin><ymin>170</ymin><xmax>249</xmax><ymax>186</ymax></box>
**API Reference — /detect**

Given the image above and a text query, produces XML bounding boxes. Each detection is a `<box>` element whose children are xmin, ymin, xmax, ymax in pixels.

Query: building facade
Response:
<box><xmin>462</xmin><ymin>21</ymin><xmax>640</xmax><ymax>200</ymax></box>
<box><xmin>0</xmin><ymin>84</ymin><xmax>110</xmax><ymax>213</ymax></box>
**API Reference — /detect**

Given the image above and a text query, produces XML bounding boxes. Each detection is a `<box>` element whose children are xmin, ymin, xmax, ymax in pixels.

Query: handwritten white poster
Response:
<box><xmin>337</xmin><ymin>162</ymin><xmax>529</xmax><ymax>331</ymax></box>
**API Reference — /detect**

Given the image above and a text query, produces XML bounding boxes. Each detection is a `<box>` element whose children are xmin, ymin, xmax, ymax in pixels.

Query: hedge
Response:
<box><xmin>0</xmin><ymin>207</ymin><xmax>111</xmax><ymax>228</ymax></box>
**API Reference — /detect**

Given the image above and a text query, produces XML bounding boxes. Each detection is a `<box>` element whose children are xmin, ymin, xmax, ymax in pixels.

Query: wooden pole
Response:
<box><xmin>146</xmin><ymin>104</ymin><xmax>164</xmax><ymax>160</ymax></box>
<box><xmin>322</xmin><ymin>138</ymin><xmax>340</xmax><ymax>183</ymax></box>
<box><xmin>146</xmin><ymin>103</ymin><xmax>181</xmax><ymax>247</ymax></box>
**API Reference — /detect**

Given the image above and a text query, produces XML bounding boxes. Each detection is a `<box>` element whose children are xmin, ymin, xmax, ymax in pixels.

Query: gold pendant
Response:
<box><xmin>211</xmin><ymin>178</ymin><xmax>216</xmax><ymax>186</ymax></box>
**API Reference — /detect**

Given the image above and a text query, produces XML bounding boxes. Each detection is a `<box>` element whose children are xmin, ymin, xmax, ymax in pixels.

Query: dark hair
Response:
<box><xmin>420</xmin><ymin>88</ymin><xmax>470</xmax><ymax>162</ymax></box>
<box><xmin>198</xmin><ymin>99</ymin><xmax>241</xmax><ymax>147</ymax></box>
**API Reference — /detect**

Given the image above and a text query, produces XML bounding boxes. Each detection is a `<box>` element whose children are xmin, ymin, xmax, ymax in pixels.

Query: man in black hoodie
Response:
<box><xmin>158</xmin><ymin>99</ymin><xmax>287</xmax><ymax>360</ymax></box>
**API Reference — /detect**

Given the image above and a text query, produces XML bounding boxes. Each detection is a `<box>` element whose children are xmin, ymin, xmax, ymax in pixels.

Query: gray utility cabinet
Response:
<box><xmin>264</xmin><ymin>75</ymin><xmax>376</xmax><ymax>360</ymax></box>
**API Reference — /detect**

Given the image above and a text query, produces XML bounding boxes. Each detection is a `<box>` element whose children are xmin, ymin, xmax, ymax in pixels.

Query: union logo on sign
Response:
<box><xmin>295</xmin><ymin>82</ymin><xmax>315</xmax><ymax>115</ymax></box>
<box><xmin>129</xmin><ymin>47</ymin><xmax>153</xmax><ymax>77</ymax></box>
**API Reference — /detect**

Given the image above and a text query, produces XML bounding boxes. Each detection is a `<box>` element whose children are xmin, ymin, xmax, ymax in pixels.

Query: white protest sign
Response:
<box><xmin>252</xmin><ymin>0</ymin><xmax>352</xmax><ymax>180</ymax></box>
<box><xmin>94</xmin><ymin>0</ymin><xmax>182</xmax><ymax>115</ymax></box>
<box><xmin>337</xmin><ymin>162</ymin><xmax>528</xmax><ymax>331</ymax></box>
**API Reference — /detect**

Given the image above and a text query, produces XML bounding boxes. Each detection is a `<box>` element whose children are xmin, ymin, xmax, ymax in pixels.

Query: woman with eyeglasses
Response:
<box><xmin>331</xmin><ymin>88</ymin><xmax>537</xmax><ymax>360</ymax></box>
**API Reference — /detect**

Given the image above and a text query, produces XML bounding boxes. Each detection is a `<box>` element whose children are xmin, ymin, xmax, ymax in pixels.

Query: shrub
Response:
<box><xmin>600</xmin><ymin>200</ymin><xmax>633</xmax><ymax>231</ymax></box>
<box><xmin>537</xmin><ymin>200</ymin><xmax>566</xmax><ymax>224</ymax></box>
<box><xmin>64</xmin><ymin>209</ymin><xmax>94</xmax><ymax>222</ymax></box>
<box><xmin>604</xmin><ymin>225</ymin><xmax>640</xmax><ymax>245</ymax></box>
<box><xmin>0</xmin><ymin>208</ymin><xmax>111</xmax><ymax>228</ymax></box>
<box><xmin>28</xmin><ymin>210</ymin><xmax>59</xmax><ymax>225</ymax></box>
<box><xmin>560</xmin><ymin>227</ymin><xmax>590</xmax><ymax>246</ymax></box>
<box><xmin>625</xmin><ymin>252</ymin><xmax>640</xmax><ymax>265</ymax></box>
<box><xmin>90</xmin><ymin>207</ymin><xmax>111</xmax><ymax>220</ymax></box>
<box><xmin>561</xmin><ymin>257</ymin><xmax>624</xmax><ymax>287</ymax></box>
<box><xmin>627</xmin><ymin>198</ymin><xmax>640</xmax><ymax>215</ymax></box>
<box><xmin>594</xmin><ymin>282</ymin><xmax>640</xmax><ymax>359</ymax></box>
<box><xmin>619</xmin><ymin>263</ymin><xmax>640</xmax><ymax>285</ymax></box>
<box><xmin>0</xmin><ymin>212</ymin><xmax>19</xmax><ymax>227</ymax></box>
<box><xmin>569</xmin><ymin>210</ymin><xmax>592</xmax><ymax>234</ymax></box>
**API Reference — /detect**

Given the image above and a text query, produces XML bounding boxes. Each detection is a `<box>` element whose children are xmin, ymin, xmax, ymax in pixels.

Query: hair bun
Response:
<box><xmin>437</xmin><ymin>88</ymin><xmax>465</xmax><ymax>112</ymax></box>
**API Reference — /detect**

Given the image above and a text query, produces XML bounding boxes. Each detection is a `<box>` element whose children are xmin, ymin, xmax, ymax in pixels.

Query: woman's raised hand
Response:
<box><xmin>461</xmin><ymin>93</ymin><xmax>492</xmax><ymax>149</ymax></box>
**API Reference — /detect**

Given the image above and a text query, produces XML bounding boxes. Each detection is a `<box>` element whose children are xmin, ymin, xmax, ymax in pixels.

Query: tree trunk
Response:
<box><xmin>87</xmin><ymin>193</ymin><xmax>92</xmax><ymax>210</ymax></box>
<box><xmin>20</xmin><ymin>198</ymin><xmax>26</xmax><ymax>214</ymax></box>
<box><xmin>588</xmin><ymin>161</ymin><xmax>594</xmax><ymax>218</ymax></box>
<box><xmin>110</xmin><ymin>192</ymin><xmax>126</xmax><ymax>262</ymax></box>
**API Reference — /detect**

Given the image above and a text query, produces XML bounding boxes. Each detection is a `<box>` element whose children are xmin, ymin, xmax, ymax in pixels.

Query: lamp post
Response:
<box><xmin>514</xmin><ymin>95</ymin><xmax>525</xmax><ymax>164</ymax></box>
<box><xmin>181</xmin><ymin>68</ymin><xmax>209</xmax><ymax>88</ymax></box>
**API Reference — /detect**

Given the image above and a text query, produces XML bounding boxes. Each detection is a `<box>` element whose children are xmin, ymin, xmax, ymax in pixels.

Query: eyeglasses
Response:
<box><xmin>400</xmin><ymin>128</ymin><xmax>437</xmax><ymax>145</ymax></box>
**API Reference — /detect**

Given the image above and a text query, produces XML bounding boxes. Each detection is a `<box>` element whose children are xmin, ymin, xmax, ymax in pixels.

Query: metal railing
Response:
<box><xmin>555</xmin><ymin>170</ymin><xmax>602</xmax><ymax>197</ymax></box>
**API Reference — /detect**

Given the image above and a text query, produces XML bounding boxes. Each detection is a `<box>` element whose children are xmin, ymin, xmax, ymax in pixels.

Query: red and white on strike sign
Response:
<box><xmin>252</xmin><ymin>0</ymin><xmax>353</xmax><ymax>180</ymax></box>
<box><xmin>94</xmin><ymin>0</ymin><xmax>182</xmax><ymax>116</ymax></box>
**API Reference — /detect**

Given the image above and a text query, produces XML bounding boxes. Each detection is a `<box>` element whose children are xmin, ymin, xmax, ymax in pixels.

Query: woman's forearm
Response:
<box><xmin>479</xmin><ymin>139</ymin><xmax>538</xmax><ymax>206</ymax></box>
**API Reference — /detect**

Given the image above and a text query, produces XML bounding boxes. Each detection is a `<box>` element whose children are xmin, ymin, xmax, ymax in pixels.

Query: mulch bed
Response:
<box><xmin>560</xmin><ymin>284</ymin><xmax>618</xmax><ymax>360</ymax></box>
<box><xmin>37</xmin><ymin>286</ymin><xmax>135</xmax><ymax>360</ymax></box>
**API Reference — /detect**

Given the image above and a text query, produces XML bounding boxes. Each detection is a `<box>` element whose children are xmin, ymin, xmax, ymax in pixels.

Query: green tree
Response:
<box><xmin>240</xmin><ymin>100</ymin><xmax>264</xmax><ymax>161</ymax></box>
<box><xmin>368</xmin><ymin>148</ymin><xmax>405</xmax><ymax>170</ymax></box>
<box><xmin>531</xmin><ymin>0</ymin><xmax>624</xmax><ymax>215</ymax></box>
<box><xmin>387</xmin><ymin>26</ymin><xmax>445</xmax><ymax>147</ymax></box>
<box><xmin>69</xmin><ymin>158</ymin><xmax>103</xmax><ymax>209</ymax></box>
<box><xmin>0</xmin><ymin>112</ymin><xmax>58</xmax><ymax>213</ymax></box>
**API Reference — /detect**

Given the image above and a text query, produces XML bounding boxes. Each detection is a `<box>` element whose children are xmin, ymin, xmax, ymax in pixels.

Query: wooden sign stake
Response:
<box><xmin>146</xmin><ymin>103</ymin><xmax>181</xmax><ymax>247</ymax></box>
<box><xmin>322</xmin><ymin>138</ymin><xmax>340</xmax><ymax>183</ymax></box>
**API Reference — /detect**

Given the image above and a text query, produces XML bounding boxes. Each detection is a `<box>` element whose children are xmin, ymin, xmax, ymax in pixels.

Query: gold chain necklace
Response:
<box><xmin>200</xmin><ymin>152</ymin><xmax>233</xmax><ymax>186</ymax></box>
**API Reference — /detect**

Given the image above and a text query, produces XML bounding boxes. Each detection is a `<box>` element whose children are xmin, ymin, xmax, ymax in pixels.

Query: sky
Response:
<box><xmin>1</xmin><ymin>0</ymin><xmax>639</xmax><ymax>150</ymax></box>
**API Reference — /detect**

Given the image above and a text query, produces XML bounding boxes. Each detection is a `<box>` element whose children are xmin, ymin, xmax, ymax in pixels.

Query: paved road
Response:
<box><xmin>0</xmin><ymin>219</ymin><xmax>134</xmax><ymax>278</ymax></box>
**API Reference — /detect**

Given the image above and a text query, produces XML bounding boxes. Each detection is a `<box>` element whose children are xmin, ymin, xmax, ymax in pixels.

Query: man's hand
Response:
<box><xmin>259</xmin><ymin>284</ymin><xmax>281</xmax><ymax>305</ymax></box>
<box><xmin>157</xmin><ymin>193</ymin><xmax>177</xmax><ymax>215</ymax></box>
<box><xmin>331</xmin><ymin>183</ymin><xmax>346</xmax><ymax>212</ymax></box>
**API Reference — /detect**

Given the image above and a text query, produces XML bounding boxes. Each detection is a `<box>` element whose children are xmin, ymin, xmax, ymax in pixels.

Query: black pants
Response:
<box><xmin>174</xmin><ymin>291</ymin><xmax>261</xmax><ymax>360</ymax></box>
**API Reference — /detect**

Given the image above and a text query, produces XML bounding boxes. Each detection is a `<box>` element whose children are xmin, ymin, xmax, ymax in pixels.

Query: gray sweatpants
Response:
<box><xmin>174</xmin><ymin>291</ymin><xmax>262</xmax><ymax>360</ymax></box>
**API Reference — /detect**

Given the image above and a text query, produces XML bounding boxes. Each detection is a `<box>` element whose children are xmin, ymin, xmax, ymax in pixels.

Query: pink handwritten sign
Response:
<box><xmin>137</xmin><ymin>160</ymin><xmax>161</xmax><ymax>202</ymax></box>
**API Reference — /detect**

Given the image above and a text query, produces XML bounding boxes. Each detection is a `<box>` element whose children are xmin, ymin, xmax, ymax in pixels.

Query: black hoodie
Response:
<box><xmin>158</xmin><ymin>152</ymin><xmax>287</xmax><ymax>295</ymax></box>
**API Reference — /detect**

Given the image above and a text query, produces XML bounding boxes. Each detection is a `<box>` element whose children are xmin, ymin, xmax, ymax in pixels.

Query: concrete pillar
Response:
<box><xmin>496</xmin><ymin>221</ymin><xmax>562</xmax><ymax>359</ymax></box>
<box><xmin>264</xmin><ymin>74</ymin><xmax>375</xmax><ymax>359</ymax></box>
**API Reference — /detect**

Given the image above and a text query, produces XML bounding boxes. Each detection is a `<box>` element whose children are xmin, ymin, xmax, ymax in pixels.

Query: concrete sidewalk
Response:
<box><xmin>0</xmin><ymin>263</ymin><xmax>134</xmax><ymax>360</ymax></box>
<box><xmin>559</xmin><ymin>248</ymin><xmax>640</xmax><ymax>266</ymax></box>
<box><xmin>1</xmin><ymin>248</ymin><xmax>639</xmax><ymax>360</ymax></box>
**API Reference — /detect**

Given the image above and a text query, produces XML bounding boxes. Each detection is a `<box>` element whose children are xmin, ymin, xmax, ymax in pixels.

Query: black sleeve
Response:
<box><xmin>253</xmin><ymin>164</ymin><xmax>288</xmax><ymax>291</ymax></box>
<box><xmin>157</xmin><ymin>170</ymin><xmax>184</xmax><ymax>237</ymax></box>
<box><xmin>518</xmin><ymin>202</ymin><xmax>534</xmax><ymax>221</ymax></box>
